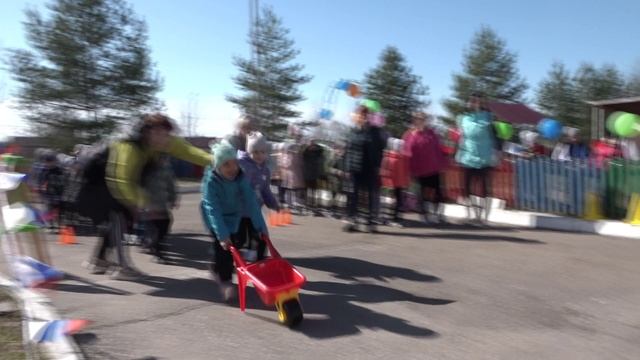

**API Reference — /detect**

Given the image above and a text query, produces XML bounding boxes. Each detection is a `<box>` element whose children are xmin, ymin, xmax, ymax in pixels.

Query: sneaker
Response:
<box><xmin>83</xmin><ymin>259</ymin><xmax>110</xmax><ymax>275</ymax></box>
<box><xmin>388</xmin><ymin>220</ymin><xmax>404</xmax><ymax>228</ymax></box>
<box><xmin>342</xmin><ymin>222</ymin><xmax>357</xmax><ymax>233</ymax></box>
<box><xmin>367</xmin><ymin>224</ymin><xmax>379</xmax><ymax>233</ymax></box>
<box><xmin>153</xmin><ymin>255</ymin><xmax>169</xmax><ymax>265</ymax></box>
<box><xmin>110</xmin><ymin>267</ymin><xmax>144</xmax><ymax>281</ymax></box>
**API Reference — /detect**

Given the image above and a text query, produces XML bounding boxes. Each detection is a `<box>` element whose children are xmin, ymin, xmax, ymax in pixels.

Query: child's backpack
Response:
<box><xmin>42</xmin><ymin>165</ymin><xmax>66</xmax><ymax>206</ymax></box>
<box><xmin>63</xmin><ymin>142</ymin><xmax>116</xmax><ymax>223</ymax></box>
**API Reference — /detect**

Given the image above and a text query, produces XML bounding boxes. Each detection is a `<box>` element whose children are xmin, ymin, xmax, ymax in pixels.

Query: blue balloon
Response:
<box><xmin>319</xmin><ymin>109</ymin><xmax>333</xmax><ymax>120</ymax></box>
<box><xmin>538</xmin><ymin>118</ymin><xmax>562</xmax><ymax>140</ymax></box>
<box><xmin>336</xmin><ymin>80</ymin><xmax>350</xmax><ymax>91</ymax></box>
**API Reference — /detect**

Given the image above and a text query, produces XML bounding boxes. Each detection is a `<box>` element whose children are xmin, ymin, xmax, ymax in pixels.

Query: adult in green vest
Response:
<box><xmin>85</xmin><ymin>113</ymin><xmax>212</xmax><ymax>280</ymax></box>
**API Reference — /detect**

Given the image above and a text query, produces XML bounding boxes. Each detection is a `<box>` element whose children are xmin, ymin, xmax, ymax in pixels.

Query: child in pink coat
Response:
<box><xmin>402</xmin><ymin>112</ymin><xmax>447</xmax><ymax>224</ymax></box>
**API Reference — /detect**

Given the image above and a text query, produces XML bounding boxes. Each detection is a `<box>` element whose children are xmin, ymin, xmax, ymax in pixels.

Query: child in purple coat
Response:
<box><xmin>238</xmin><ymin>132</ymin><xmax>280</xmax><ymax>212</ymax></box>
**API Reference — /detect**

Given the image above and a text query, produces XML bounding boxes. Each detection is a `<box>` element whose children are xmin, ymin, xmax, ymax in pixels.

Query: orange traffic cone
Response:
<box><xmin>58</xmin><ymin>226</ymin><xmax>76</xmax><ymax>245</ymax></box>
<box><xmin>57</xmin><ymin>227</ymin><xmax>67</xmax><ymax>244</ymax></box>
<box><xmin>283</xmin><ymin>209</ymin><xmax>292</xmax><ymax>225</ymax></box>
<box><xmin>277</xmin><ymin>211</ymin><xmax>286</xmax><ymax>227</ymax></box>
<box><xmin>269</xmin><ymin>211</ymin><xmax>280</xmax><ymax>227</ymax></box>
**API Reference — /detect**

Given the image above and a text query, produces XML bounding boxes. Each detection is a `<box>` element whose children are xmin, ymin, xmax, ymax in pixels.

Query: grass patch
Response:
<box><xmin>0</xmin><ymin>290</ymin><xmax>26</xmax><ymax>360</ymax></box>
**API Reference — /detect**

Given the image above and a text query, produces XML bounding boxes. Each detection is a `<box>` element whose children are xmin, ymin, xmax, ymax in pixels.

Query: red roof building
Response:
<box><xmin>486</xmin><ymin>101</ymin><xmax>546</xmax><ymax>126</ymax></box>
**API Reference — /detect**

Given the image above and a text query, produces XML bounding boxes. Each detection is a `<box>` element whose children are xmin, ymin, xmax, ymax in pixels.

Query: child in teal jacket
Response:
<box><xmin>201</xmin><ymin>140</ymin><xmax>268</xmax><ymax>300</ymax></box>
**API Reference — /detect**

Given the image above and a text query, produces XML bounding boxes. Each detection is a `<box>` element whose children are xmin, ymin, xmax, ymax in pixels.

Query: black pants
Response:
<box><xmin>146</xmin><ymin>216</ymin><xmax>172</xmax><ymax>257</ymax></box>
<box><xmin>463</xmin><ymin>167</ymin><xmax>491</xmax><ymax>198</ymax></box>
<box><xmin>417</xmin><ymin>174</ymin><xmax>443</xmax><ymax>214</ymax></box>
<box><xmin>94</xmin><ymin>210</ymin><xmax>131</xmax><ymax>268</ymax></box>
<box><xmin>305</xmin><ymin>186</ymin><xmax>318</xmax><ymax>209</ymax></box>
<box><xmin>347</xmin><ymin>172</ymin><xmax>378</xmax><ymax>224</ymax></box>
<box><xmin>392</xmin><ymin>187</ymin><xmax>404</xmax><ymax>220</ymax></box>
<box><xmin>212</xmin><ymin>218</ymin><xmax>265</xmax><ymax>282</ymax></box>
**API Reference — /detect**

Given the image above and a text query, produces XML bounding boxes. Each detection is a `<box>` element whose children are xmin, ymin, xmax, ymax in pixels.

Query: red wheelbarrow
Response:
<box><xmin>229</xmin><ymin>236</ymin><xmax>306</xmax><ymax>327</ymax></box>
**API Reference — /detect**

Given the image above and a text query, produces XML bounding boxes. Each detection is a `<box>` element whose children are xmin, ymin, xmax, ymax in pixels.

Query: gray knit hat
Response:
<box><xmin>246</xmin><ymin>132</ymin><xmax>269</xmax><ymax>153</ymax></box>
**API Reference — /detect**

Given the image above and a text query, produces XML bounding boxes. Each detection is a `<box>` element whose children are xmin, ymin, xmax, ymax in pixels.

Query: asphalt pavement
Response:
<box><xmin>10</xmin><ymin>193</ymin><xmax>640</xmax><ymax>360</ymax></box>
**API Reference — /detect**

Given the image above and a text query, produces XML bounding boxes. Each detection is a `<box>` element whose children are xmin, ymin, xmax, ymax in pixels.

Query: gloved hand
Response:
<box><xmin>220</xmin><ymin>239</ymin><xmax>232</xmax><ymax>250</ymax></box>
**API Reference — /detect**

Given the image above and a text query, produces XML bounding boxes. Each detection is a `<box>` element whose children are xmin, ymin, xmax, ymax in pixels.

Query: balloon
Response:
<box><xmin>319</xmin><ymin>109</ymin><xmax>333</xmax><ymax>120</ymax></box>
<box><xmin>518</xmin><ymin>130</ymin><xmax>528</xmax><ymax>143</ymax></box>
<box><xmin>537</xmin><ymin>118</ymin><xmax>562</xmax><ymax>140</ymax></box>
<box><xmin>606</xmin><ymin>111</ymin><xmax>626</xmax><ymax>134</ymax></box>
<box><xmin>613</xmin><ymin>112</ymin><xmax>640</xmax><ymax>138</ymax></box>
<box><xmin>336</xmin><ymin>80</ymin><xmax>349</xmax><ymax>91</ymax></box>
<box><xmin>362</xmin><ymin>99</ymin><xmax>381</xmax><ymax>112</ymax></box>
<box><xmin>348</xmin><ymin>83</ymin><xmax>361</xmax><ymax>97</ymax></box>
<box><xmin>519</xmin><ymin>130</ymin><xmax>538</xmax><ymax>147</ymax></box>
<box><xmin>494</xmin><ymin>121</ymin><xmax>513</xmax><ymax>140</ymax></box>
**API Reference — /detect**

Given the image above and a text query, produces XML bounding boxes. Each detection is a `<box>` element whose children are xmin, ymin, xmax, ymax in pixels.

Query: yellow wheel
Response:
<box><xmin>280</xmin><ymin>299</ymin><xmax>303</xmax><ymax>328</ymax></box>
<box><xmin>277</xmin><ymin>306</ymin><xmax>287</xmax><ymax>323</ymax></box>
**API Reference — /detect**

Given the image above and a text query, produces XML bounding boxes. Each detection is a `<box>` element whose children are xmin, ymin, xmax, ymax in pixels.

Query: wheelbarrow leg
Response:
<box><xmin>238</xmin><ymin>274</ymin><xmax>247</xmax><ymax>312</ymax></box>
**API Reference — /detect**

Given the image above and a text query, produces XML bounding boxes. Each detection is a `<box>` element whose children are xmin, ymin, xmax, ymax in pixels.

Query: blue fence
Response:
<box><xmin>515</xmin><ymin>158</ymin><xmax>605</xmax><ymax>217</ymax></box>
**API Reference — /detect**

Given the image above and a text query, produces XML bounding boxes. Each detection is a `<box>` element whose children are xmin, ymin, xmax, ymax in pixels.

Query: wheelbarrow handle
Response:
<box><xmin>229</xmin><ymin>235</ymin><xmax>281</xmax><ymax>269</ymax></box>
<box><xmin>228</xmin><ymin>245</ymin><xmax>247</xmax><ymax>269</ymax></box>
<box><xmin>261</xmin><ymin>234</ymin><xmax>281</xmax><ymax>259</ymax></box>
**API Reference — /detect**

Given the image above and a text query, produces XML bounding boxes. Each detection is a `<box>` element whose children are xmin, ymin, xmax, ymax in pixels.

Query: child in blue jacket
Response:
<box><xmin>201</xmin><ymin>140</ymin><xmax>268</xmax><ymax>301</ymax></box>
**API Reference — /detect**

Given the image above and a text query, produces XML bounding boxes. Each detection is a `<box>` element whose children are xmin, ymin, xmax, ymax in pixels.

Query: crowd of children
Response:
<box><xmin>14</xmin><ymin>90</ymin><xmax>634</xmax><ymax>304</ymax></box>
<box><xmin>196</xmin><ymin>97</ymin><xmax>506</xmax><ymax>298</ymax></box>
<box><xmin>201</xmin><ymin>97</ymin><xmax>498</xmax><ymax>258</ymax></box>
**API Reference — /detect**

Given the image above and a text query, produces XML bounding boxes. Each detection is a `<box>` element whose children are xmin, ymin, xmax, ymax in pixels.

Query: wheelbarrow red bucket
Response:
<box><xmin>229</xmin><ymin>236</ymin><xmax>306</xmax><ymax>327</ymax></box>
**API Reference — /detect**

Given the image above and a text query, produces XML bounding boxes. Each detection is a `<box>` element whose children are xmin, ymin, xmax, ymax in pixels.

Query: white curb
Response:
<box><xmin>441</xmin><ymin>202</ymin><xmax>640</xmax><ymax>240</ymax></box>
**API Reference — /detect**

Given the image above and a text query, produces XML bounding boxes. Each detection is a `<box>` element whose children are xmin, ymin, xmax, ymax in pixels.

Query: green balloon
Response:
<box><xmin>614</xmin><ymin>113</ymin><xmax>640</xmax><ymax>138</ymax></box>
<box><xmin>606</xmin><ymin>111</ymin><xmax>625</xmax><ymax>134</ymax></box>
<box><xmin>363</xmin><ymin>99</ymin><xmax>381</xmax><ymax>113</ymax></box>
<box><xmin>494</xmin><ymin>121</ymin><xmax>513</xmax><ymax>140</ymax></box>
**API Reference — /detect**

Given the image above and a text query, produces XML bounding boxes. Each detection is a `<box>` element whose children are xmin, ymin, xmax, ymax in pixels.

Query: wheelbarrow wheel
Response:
<box><xmin>278</xmin><ymin>299</ymin><xmax>303</xmax><ymax>328</ymax></box>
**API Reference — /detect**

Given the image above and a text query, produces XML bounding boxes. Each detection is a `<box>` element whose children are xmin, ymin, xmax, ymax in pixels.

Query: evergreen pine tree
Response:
<box><xmin>574</xmin><ymin>63</ymin><xmax>626</xmax><ymax>127</ymax></box>
<box><xmin>443</xmin><ymin>26</ymin><xmax>527</xmax><ymax>119</ymax></box>
<box><xmin>227</xmin><ymin>6</ymin><xmax>311</xmax><ymax>140</ymax></box>
<box><xmin>362</xmin><ymin>46</ymin><xmax>428</xmax><ymax>137</ymax></box>
<box><xmin>7</xmin><ymin>0</ymin><xmax>162</xmax><ymax>148</ymax></box>
<box><xmin>536</xmin><ymin>62</ymin><xmax>582</xmax><ymax>129</ymax></box>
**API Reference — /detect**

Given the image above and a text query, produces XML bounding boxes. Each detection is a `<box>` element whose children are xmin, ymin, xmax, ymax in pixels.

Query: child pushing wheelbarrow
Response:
<box><xmin>201</xmin><ymin>140</ymin><xmax>306</xmax><ymax>327</ymax></box>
